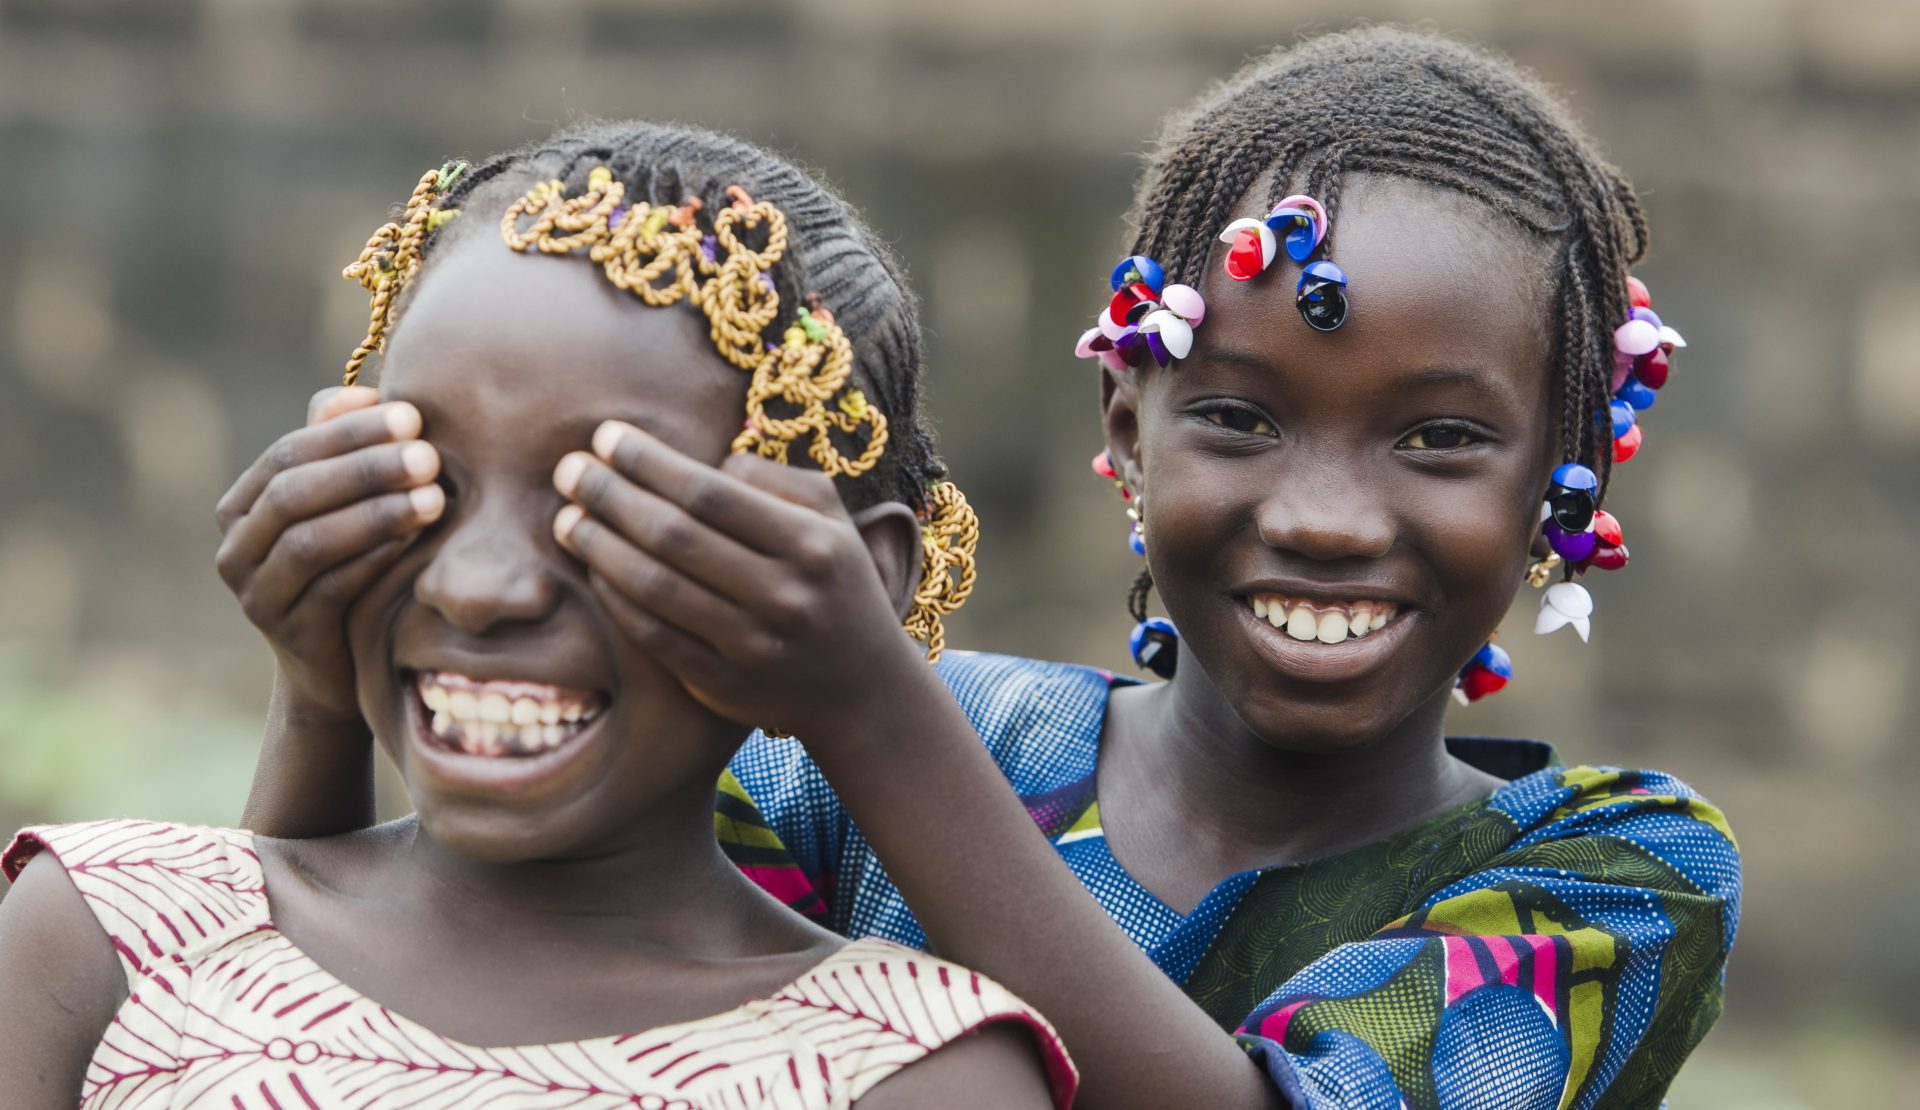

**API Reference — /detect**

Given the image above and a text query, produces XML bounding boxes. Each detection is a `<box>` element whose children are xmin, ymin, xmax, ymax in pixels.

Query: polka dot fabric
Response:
<box><xmin>720</xmin><ymin>651</ymin><xmax>1741</xmax><ymax>1108</ymax></box>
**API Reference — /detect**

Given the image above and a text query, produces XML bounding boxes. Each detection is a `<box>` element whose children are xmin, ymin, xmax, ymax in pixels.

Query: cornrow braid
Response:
<box><xmin>1129</xmin><ymin>28</ymin><xmax>1646</xmax><ymax>505</ymax></box>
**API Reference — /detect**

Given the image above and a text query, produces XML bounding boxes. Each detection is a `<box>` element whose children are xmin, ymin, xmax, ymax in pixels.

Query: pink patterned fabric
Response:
<box><xmin>4</xmin><ymin>819</ymin><xmax>1077</xmax><ymax>1109</ymax></box>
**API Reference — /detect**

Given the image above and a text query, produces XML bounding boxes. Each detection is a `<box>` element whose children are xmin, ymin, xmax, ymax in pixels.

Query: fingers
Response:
<box><xmin>217</xmin><ymin>402</ymin><xmax>424</xmax><ymax>532</ymax></box>
<box><xmin>218</xmin><ymin>438</ymin><xmax>441</xmax><ymax>572</ymax></box>
<box><xmin>309</xmin><ymin>385</ymin><xmax>381</xmax><ymax>426</ymax></box>
<box><xmin>588</xmin><ymin>421</ymin><xmax>827</xmax><ymax>555</ymax></box>
<box><xmin>585</xmin><ymin>574</ymin><xmax>732</xmax><ymax>694</ymax></box>
<box><xmin>554</xmin><ymin>450</ymin><xmax>777</xmax><ymax>604</ymax></box>
<box><xmin>554</xmin><ymin>506</ymin><xmax>776</xmax><ymax>665</ymax></box>
<box><xmin>718</xmin><ymin>450</ymin><xmax>847</xmax><ymax>516</ymax></box>
<box><xmin>230</xmin><ymin>486</ymin><xmax>446</xmax><ymax>620</ymax></box>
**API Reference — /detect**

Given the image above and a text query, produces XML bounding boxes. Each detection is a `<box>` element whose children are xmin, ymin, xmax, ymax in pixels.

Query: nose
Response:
<box><xmin>1253</xmin><ymin>458</ymin><xmax>1396</xmax><ymax>562</ymax></box>
<box><xmin>413</xmin><ymin>495</ymin><xmax>562</xmax><ymax>634</ymax></box>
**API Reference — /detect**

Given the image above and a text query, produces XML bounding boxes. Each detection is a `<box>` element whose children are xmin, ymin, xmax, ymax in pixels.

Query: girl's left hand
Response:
<box><xmin>551</xmin><ymin>420</ymin><xmax>925</xmax><ymax>737</ymax></box>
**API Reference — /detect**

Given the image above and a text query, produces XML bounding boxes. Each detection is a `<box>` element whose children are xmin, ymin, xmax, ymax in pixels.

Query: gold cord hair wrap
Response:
<box><xmin>341</xmin><ymin>161</ymin><xmax>468</xmax><ymax>386</ymax></box>
<box><xmin>343</xmin><ymin>163</ymin><xmax>976</xmax><ymax>661</ymax></box>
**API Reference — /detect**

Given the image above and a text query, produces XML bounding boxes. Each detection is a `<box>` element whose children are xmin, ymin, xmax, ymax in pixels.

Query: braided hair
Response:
<box><xmin>372</xmin><ymin>120</ymin><xmax>945</xmax><ymax>515</ymax></box>
<box><xmin>1130</xmin><ymin>26</ymin><xmax>1647</xmax><ymax>498</ymax></box>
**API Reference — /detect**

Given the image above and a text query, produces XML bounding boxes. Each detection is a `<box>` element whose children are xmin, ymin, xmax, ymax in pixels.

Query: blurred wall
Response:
<box><xmin>2</xmin><ymin>0</ymin><xmax>1917</xmax><ymax>1102</ymax></box>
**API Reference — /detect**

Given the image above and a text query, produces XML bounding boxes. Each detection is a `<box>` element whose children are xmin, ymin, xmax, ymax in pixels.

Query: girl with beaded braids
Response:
<box><xmin>0</xmin><ymin>122</ymin><xmax>1073</xmax><ymax>1108</ymax></box>
<box><xmin>229</xmin><ymin>27</ymin><xmax>1734</xmax><ymax>1110</ymax></box>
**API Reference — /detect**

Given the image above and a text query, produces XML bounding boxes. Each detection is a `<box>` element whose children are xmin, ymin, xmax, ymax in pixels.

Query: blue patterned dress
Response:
<box><xmin>717</xmin><ymin>651</ymin><xmax>1741</xmax><ymax>1109</ymax></box>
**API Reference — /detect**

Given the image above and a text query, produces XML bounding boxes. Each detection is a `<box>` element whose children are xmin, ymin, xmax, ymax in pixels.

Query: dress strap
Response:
<box><xmin>3</xmin><ymin>819</ymin><xmax>270</xmax><ymax>987</ymax></box>
<box><xmin>761</xmin><ymin>938</ymin><xmax>1079</xmax><ymax>1107</ymax></box>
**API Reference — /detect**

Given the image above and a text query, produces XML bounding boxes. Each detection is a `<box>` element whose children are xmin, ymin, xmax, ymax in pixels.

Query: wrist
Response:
<box><xmin>267</xmin><ymin>666</ymin><xmax>369</xmax><ymax>742</ymax></box>
<box><xmin>792</xmin><ymin>640</ymin><xmax>956</xmax><ymax>771</ymax></box>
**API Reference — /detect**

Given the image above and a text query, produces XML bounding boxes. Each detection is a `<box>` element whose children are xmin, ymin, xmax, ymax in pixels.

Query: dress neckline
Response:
<box><xmin>245</xmin><ymin>829</ymin><xmax>886</xmax><ymax>1053</ymax></box>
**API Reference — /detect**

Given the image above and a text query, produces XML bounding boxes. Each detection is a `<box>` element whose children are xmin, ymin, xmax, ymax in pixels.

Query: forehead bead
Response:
<box><xmin>1295</xmin><ymin>260</ymin><xmax>1350</xmax><ymax>332</ymax></box>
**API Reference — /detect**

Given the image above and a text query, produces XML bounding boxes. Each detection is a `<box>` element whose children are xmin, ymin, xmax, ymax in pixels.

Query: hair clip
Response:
<box><xmin>1075</xmin><ymin>254</ymin><xmax>1206</xmax><ymax>369</ymax></box>
<box><xmin>1214</xmin><ymin>194</ymin><xmax>1350</xmax><ymax>332</ymax></box>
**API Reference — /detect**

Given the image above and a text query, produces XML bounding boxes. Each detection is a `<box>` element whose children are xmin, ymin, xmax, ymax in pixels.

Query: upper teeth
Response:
<box><xmin>1249</xmin><ymin>595</ymin><xmax>1398</xmax><ymax>643</ymax></box>
<box><xmin>416</xmin><ymin>672</ymin><xmax>602</xmax><ymax>756</ymax></box>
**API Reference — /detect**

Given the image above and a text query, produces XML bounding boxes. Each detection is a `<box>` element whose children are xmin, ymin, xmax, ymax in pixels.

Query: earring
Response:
<box><xmin>1453</xmin><ymin>640</ymin><xmax>1513</xmax><ymax>705</ymax></box>
<box><xmin>1096</xmin><ymin>451</ymin><xmax>1179</xmax><ymax>678</ymax></box>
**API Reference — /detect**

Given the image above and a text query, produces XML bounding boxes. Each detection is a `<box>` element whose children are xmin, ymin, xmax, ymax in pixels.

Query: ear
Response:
<box><xmin>849</xmin><ymin>501</ymin><xmax>924</xmax><ymax>622</ymax></box>
<box><xmin>1099</xmin><ymin>364</ymin><xmax>1146</xmax><ymax>494</ymax></box>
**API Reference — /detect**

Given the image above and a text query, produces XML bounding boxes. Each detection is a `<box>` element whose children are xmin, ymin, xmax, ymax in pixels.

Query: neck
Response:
<box><xmin>1113</xmin><ymin>664</ymin><xmax>1480</xmax><ymax>871</ymax></box>
<box><xmin>398</xmin><ymin>783</ymin><xmax>786</xmax><ymax>957</ymax></box>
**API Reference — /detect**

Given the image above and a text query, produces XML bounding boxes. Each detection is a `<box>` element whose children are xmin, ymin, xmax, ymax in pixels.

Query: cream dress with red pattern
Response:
<box><xmin>5</xmin><ymin>820</ymin><xmax>1076</xmax><ymax>1109</ymax></box>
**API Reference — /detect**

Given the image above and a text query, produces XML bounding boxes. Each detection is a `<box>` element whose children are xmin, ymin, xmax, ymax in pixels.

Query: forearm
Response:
<box><xmin>807</xmin><ymin>658</ymin><xmax>1281</xmax><ymax>1110</ymax></box>
<box><xmin>240</xmin><ymin>668</ymin><xmax>378</xmax><ymax>837</ymax></box>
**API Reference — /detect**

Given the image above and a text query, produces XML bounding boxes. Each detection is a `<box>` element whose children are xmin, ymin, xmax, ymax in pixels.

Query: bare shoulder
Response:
<box><xmin>0</xmin><ymin>853</ymin><xmax>126</xmax><ymax>1107</ymax></box>
<box><xmin>854</xmin><ymin>1021</ymin><xmax>1059</xmax><ymax>1110</ymax></box>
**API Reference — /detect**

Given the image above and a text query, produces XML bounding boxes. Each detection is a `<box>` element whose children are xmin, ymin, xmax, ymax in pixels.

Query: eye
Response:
<box><xmin>1397</xmin><ymin>423</ymin><xmax>1482</xmax><ymax>451</ymax></box>
<box><xmin>1202</xmin><ymin>405</ymin><xmax>1277</xmax><ymax>437</ymax></box>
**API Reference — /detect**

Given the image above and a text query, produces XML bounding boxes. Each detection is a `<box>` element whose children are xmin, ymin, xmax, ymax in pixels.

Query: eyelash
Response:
<box><xmin>1396</xmin><ymin>422</ymin><xmax>1485</xmax><ymax>452</ymax></box>
<box><xmin>1199</xmin><ymin>403</ymin><xmax>1278</xmax><ymax>437</ymax></box>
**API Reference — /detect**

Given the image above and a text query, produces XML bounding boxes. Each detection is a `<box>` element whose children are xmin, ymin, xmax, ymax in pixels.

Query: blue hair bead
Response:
<box><xmin>1609</xmin><ymin>399</ymin><xmax>1637</xmax><ymax>439</ymax></box>
<box><xmin>1129</xmin><ymin>617</ymin><xmax>1179</xmax><ymax>678</ymax></box>
<box><xmin>1618</xmin><ymin>376</ymin><xmax>1658</xmax><ymax>411</ymax></box>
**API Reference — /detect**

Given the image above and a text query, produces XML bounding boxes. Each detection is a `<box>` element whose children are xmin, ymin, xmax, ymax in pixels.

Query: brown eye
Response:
<box><xmin>1400</xmin><ymin>424</ymin><xmax>1477</xmax><ymax>450</ymax></box>
<box><xmin>1205</xmin><ymin>408</ymin><xmax>1277</xmax><ymax>436</ymax></box>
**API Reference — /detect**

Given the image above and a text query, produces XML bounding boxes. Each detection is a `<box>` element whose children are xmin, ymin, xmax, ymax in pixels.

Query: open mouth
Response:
<box><xmin>411</xmin><ymin>670</ymin><xmax>608</xmax><ymax>758</ymax></box>
<box><xmin>1246</xmin><ymin>593</ymin><xmax>1403</xmax><ymax>644</ymax></box>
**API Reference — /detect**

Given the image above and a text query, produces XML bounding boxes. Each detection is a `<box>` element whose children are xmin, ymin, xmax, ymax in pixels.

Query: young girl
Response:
<box><xmin>0</xmin><ymin>123</ymin><xmax>1076</xmax><ymax>1109</ymax></box>
<box><xmin>240</xmin><ymin>28</ymin><xmax>1740</xmax><ymax>1109</ymax></box>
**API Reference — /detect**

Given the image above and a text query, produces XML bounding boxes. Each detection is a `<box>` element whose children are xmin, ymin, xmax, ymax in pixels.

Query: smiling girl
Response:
<box><xmin>233</xmin><ymin>27</ymin><xmax>1737</xmax><ymax>1110</ymax></box>
<box><xmin>0</xmin><ymin>124</ymin><xmax>1074</xmax><ymax>1109</ymax></box>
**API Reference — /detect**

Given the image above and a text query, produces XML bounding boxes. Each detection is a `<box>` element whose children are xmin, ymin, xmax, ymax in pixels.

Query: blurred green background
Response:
<box><xmin>3</xmin><ymin>0</ymin><xmax>1917</xmax><ymax>1103</ymax></box>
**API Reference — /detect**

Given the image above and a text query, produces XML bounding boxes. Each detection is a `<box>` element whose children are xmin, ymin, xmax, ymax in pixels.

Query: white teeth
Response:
<box><xmin>1247</xmin><ymin>595</ymin><xmax>1398</xmax><ymax>642</ymax></box>
<box><xmin>479</xmin><ymin>693</ymin><xmax>511</xmax><ymax>723</ymax></box>
<box><xmin>414</xmin><ymin>673</ymin><xmax>604</xmax><ymax>758</ymax></box>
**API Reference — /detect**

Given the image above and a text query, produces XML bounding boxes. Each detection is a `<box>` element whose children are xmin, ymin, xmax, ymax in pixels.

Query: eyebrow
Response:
<box><xmin>1200</xmin><ymin>347</ymin><xmax>1511</xmax><ymax>397</ymax></box>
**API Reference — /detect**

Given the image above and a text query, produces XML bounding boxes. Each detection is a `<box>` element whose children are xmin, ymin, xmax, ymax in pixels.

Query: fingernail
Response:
<box><xmin>410</xmin><ymin>483</ymin><xmax>445</xmax><ymax>521</ymax></box>
<box><xmin>386</xmin><ymin>402</ymin><xmax>422</xmax><ymax>439</ymax></box>
<box><xmin>401</xmin><ymin>441</ymin><xmax>439</xmax><ymax>482</ymax></box>
<box><xmin>553</xmin><ymin>452</ymin><xmax>590</xmax><ymax>497</ymax></box>
<box><xmin>592</xmin><ymin>420</ymin><xmax>634</xmax><ymax>461</ymax></box>
<box><xmin>554</xmin><ymin>503</ymin><xmax>586</xmax><ymax>547</ymax></box>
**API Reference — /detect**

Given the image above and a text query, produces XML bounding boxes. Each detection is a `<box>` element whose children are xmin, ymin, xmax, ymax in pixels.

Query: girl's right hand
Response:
<box><xmin>215</xmin><ymin>386</ymin><xmax>446</xmax><ymax>719</ymax></box>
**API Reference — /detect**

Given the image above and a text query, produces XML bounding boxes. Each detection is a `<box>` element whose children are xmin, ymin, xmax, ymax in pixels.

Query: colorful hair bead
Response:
<box><xmin>1453</xmin><ymin>640</ymin><xmax>1513</xmax><ymax>705</ymax></box>
<box><xmin>1534</xmin><ymin>581</ymin><xmax>1594</xmax><ymax>641</ymax></box>
<box><xmin>1129</xmin><ymin>616</ymin><xmax>1180</xmax><ymax>679</ymax></box>
<box><xmin>1576</xmin><ymin>510</ymin><xmax>1628</xmax><ymax>573</ymax></box>
<box><xmin>1218</xmin><ymin>218</ymin><xmax>1278</xmax><ymax>281</ymax></box>
<box><xmin>1543</xmin><ymin>463</ymin><xmax>1599</xmax><ymax>533</ymax></box>
<box><xmin>1074</xmin><ymin>254</ymin><xmax>1206</xmax><ymax>371</ymax></box>
<box><xmin>1296</xmin><ymin>260</ymin><xmax>1350</xmax><ymax>332</ymax></box>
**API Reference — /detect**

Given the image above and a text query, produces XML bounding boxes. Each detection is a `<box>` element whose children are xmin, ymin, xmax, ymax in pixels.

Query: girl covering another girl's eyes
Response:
<box><xmin>0</xmin><ymin>122</ymin><xmax>1073</xmax><ymax>1109</ymax></box>
<box><xmin>228</xmin><ymin>25</ymin><xmax>1730</xmax><ymax>1110</ymax></box>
